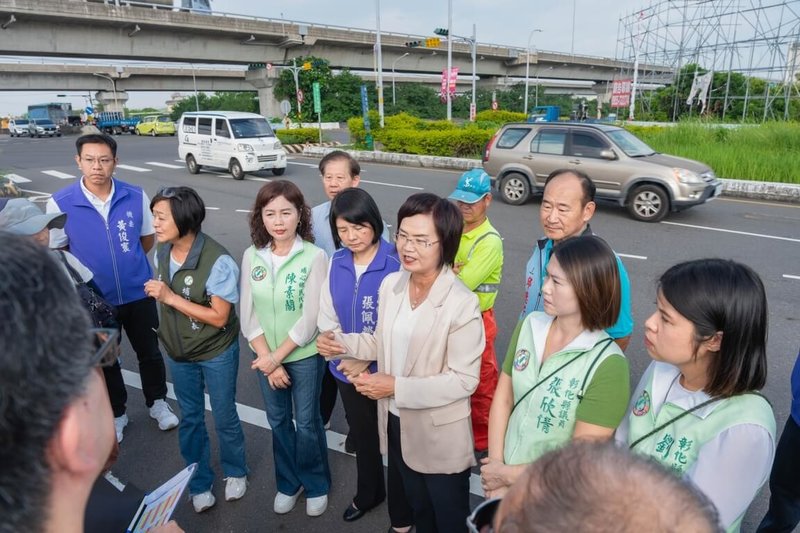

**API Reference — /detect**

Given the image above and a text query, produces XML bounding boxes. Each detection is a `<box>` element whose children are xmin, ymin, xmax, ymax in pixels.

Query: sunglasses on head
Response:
<box><xmin>90</xmin><ymin>328</ymin><xmax>120</xmax><ymax>368</ymax></box>
<box><xmin>467</xmin><ymin>498</ymin><xmax>501</xmax><ymax>533</ymax></box>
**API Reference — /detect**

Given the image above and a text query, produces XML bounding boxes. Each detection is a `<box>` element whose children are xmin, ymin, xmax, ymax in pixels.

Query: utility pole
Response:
<box><xmin>446</xmin><ymin>0</ymin><xmax>452</xmax><ymax>121</ymax></box>
<box><xmin>375</xmin><ymin>0</ymin><xmax>385</xmax><ymax>127</ymax></box>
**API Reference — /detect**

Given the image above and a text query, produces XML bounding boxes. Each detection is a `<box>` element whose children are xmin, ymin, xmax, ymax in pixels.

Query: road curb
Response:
<box><xmin>302</xmin><ymin>146</ymin><xmax>800</xmax><ymax>204</ymax></box>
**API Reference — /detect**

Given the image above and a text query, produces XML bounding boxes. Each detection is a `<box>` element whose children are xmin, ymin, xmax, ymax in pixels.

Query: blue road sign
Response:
<box><xmin>85</xmin><ymin>106</ymin><xmax>94</xmax><ymax>115</ymax></box>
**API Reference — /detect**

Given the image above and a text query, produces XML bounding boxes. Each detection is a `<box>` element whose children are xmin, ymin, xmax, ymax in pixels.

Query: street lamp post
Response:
<box><xmin>392</xmin><ymin>52</ymin><xmax>410</xmax><ymax>107</ymax></box>
<box><xmin>375</xmin><ymin>0</ymin><xmax>385</xmax><ymax>128</ymax></box>
<box><xmin>446</xmin><ymin>0</ymin><xmax>452</xmax><ymax>121</ymax></box>
<box><xmin>524</xmin><ymin>29</ymin><xmax>543</xmax><ymax>116</ymax></box>
<box><xmin>93</xmin><ymin>72</ymin><xmax>119</xmax><ymax>113</ymax></box>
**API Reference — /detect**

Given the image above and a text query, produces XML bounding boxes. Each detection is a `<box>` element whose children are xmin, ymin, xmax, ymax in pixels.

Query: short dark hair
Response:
<box><xmin>76</xmin><ymin>133</ymin><xmax>117</xmax><ymax>157</ymax></box>
<box><xmin>659</xmin><ymin>258</ymin><xmax>768</xmax><ymax>397</ymax></box>
<box><xmin>0</xmin><ymin>233</ymin><xmax>95</xmax><ymax>533</ymax></box>
<box><xmin>552</xmin><ymin>235</ymin><xmax>620</xmax><ymax>331</ymax></box>
<box><xmin>318</xmin><ymin>150</ymin><xmax>360</xmax><ymax>177</ymax></box>
<box><xmin>150</xmin><ymin>186</ymin><xmax>206</xmax><ymax>238</ymax></box>
<box><xmin>544</xmin><ymin>168</ymin><xmax>596</xmax><ymax>205</ymax></box>
<box><xmin>397</xmin><ymin>193</ymin><xmax>462</xmax><ymax>269</ymax></box>
<box><xmin>496</xmin><ymin>442</ymin><xmax>721</xmax><ymax>533</ymax></box>
<box><xmin>329</xmin><ymin>188</ymin><xmax>384</xmax><ymax>249</ymax></box>
<box><xmin>249</xmin><ymin>180</ymin><xmax>313</xmax><ymax>248</ymax></box>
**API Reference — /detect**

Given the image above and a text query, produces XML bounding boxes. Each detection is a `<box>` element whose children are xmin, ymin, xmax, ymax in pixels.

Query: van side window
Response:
<box><xmin>496</xmin><ymin>128</ymin><xmax>530</xmax><ymax>149</ymax></box>
<box><xmin>198</xmin><ymin>117</ymin><xmax>212</xmax><ymax>135</ymax></box>
<box><xmin>570</xmin><ymin>131</ymin><xmax>607</xmax><ymax>158</ymax></box>
<box><xmin>182</xmin><ymin>117</ymin><xmax>197</xmax><ymax>133</ymax></box>
<box><xmin>215</xmin><ymin>119</ymin><xmax>231</xmax><ymax>138</ymax></box>
<box><xmin>530</xmin><ymin>130</ymin><xmax>566</xmax><ymax>155</ymax></box>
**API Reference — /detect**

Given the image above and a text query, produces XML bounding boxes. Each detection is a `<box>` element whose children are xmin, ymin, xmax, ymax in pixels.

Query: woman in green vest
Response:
<box><xmin>616</xmin><ymin>258</ymin><xmax>775</xmax><ymax>533</ymax></box>
<box><xmin>482</xmin><ymin>235</ymin><xmax>630</xmax><ymax>498</ymax></box>
<box><xmin>239</xmin><ymin>180</ymin><xmax>331</xmax><ymax>517</ymax></box>
<box><xmin>143</xmin><ymin>186</ymin><xmax>248</xmax><ymax>513</ymax></box>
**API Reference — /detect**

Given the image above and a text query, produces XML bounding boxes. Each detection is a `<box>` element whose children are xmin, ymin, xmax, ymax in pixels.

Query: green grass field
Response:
<box><xmin>626</xmin><ymin>122</ymin><xmax>800</xmax><ymax>184</ymax></box>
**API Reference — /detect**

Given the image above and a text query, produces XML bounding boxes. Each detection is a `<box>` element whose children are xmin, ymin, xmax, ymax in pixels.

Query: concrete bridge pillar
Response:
<box><xmin>94</xmin><ymin>90</ymin><xmax>129</xmax><ymax>113</ymax></box>
<box><xmin>246</xmin><ymin>68</ymin><xmax>282</xmax><ymax>118</ymax></box>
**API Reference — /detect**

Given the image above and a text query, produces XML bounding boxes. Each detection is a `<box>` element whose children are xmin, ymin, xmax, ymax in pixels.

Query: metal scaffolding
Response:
<box><xmin>615</xmin><ymin>0</ymin><xmax>800</xmax><ymax>121</ymax></box>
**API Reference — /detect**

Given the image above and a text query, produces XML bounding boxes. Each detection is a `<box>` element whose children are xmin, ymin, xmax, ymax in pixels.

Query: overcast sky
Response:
<box><xmin>1</xmin><ymin>0</ymin><xmax>645</xmax><ymax>116</ymax></box>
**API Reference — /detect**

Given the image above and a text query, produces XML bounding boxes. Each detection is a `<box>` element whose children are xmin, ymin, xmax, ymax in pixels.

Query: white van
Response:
<box><xmin>178</xmin><ymin>111</ymin><xmax>287</xmax><ymax>180</ymax></box>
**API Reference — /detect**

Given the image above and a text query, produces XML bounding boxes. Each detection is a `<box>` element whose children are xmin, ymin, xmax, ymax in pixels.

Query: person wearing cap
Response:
<box><xmin>46</xmin><ymin>133</ymin><xmax>178</xmax><ymax>444</ymax></box>
<box><xmin>520</xmin><ymin>169</ymin><xmax>633</xmax><ymax>350</ymax></box>
<box><xmin>0</xmin><ymin>197</ymin><xmax>94</xmax><ymax>285</ymax></box>
<box><xmin>448</xmin><ymin>168</ymin><xmax>504</xmax><ymax>453</ymax></box>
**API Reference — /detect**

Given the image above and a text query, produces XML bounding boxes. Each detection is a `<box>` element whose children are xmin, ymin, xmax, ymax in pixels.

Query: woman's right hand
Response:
<box><xmin>317</xmin><ymin>330</ymin><xmax>346</xmax><ymax>357</ymax></box>
<box><xmin>267</xmin><ymin>365</ymin><xmax>291</xmax><ymax>390</ymax></box>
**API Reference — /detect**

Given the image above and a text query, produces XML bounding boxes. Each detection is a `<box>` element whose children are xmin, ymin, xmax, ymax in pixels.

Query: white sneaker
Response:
<box><xmin>306</xmin><ymin>494</ymin><xmax>328</xmax><ymax>517</ymax></box>
<box><xmin>114</xmin><ymin>414</ymin><xmax>128</xmax><ymax>443</ymax></box>
<box><xmin>224</xmin><ymin>476</ymin><xmax>247</xmax><ymax>501</ymax></box>
<box><xmin>149</xmin><ymin>399</ymin><xmax>179</xmax><ymax>431</ymax></box>
<box><xmin>192</xmin><ymin>491</ymin><xmax>216</xmax><ymax>513</ymax></box>
<box><xmin>274</xmin><ymin>488</ymin><xmax>303</xmax><ymax>514</ymax></box>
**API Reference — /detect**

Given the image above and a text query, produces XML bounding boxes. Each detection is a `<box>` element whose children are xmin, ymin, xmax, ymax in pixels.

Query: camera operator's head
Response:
<box><xmin>0</xmin><ymin>232</ymin><xmax>116</xmax><ymax>533</ymax></box>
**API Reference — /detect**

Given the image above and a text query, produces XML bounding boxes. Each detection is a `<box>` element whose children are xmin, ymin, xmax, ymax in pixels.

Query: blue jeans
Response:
<box><xmin>167</xmin><ymin>340</ymin><xmax>248</xmax><ymax>495</ymax></box>
<box><xmin>257</xmin><ymin>354</ymin><xmax>331</xmax><ymax>498</ymax></box>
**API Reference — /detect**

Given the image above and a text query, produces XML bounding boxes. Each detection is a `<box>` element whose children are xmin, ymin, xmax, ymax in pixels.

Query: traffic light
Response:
<box><xmin>302</xmin><ymin>61</ymin><xmax>312</xmax><ymax>70</ymax></box>
<box><xmin>425</xmin><ymin>37</ymin><xmax>441</xmax><ymax>48</ymax></box>
<box><xmin>404</xmin><ymin>40</ymin><xmax>422</xmax><ymax>48</ymax></box>
<box><xmin>433</xmin><ymin>28</ymin><xmax>449</xmax><ymax>36</ymax></box>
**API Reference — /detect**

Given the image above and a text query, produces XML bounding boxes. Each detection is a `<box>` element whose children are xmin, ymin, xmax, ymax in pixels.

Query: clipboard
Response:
<box><xmin>126</xmin><ymin>463</ymin><xmax>197</xmax><ymax>533</ymax></box>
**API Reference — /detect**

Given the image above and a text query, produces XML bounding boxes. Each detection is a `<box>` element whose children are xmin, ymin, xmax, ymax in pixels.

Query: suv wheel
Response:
<box><xmin>230</xmin><ymin>159</ymin><xmax>245</xmax><ymax>180</ymax></box>
<box><xmin>627</xmin><ymin>184</ymin><xmax>669</xmax><ymax>222</ymax></box>
<box><xmin>499</xmin><ymin>173</ymin><xmax>531</xmax><ymax>205</ymax></box>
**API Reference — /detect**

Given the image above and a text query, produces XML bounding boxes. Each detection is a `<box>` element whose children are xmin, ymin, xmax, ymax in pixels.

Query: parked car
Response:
<box><xmin>28</xmin><ymin>119</ymin><xmax>61</xmax><ymax>138</ymax></box>
<box><xmin>178</xmin><ymin>111</ymin><xmax>287</xmax><ymax>180</ymax></box>
<box><xmin>135</xmin><ymin>115</ymin><xmax>176</xmax><ymax>136</ymax></box>
<box><xmin>482</xmin><ymin>122</ymin><xmax>721</xmax><ymax>222</ymax></box>
<box><xmin>8</xmin><ymin>119</ymin><xmax>29</xmax><ymax>137</ymax></box>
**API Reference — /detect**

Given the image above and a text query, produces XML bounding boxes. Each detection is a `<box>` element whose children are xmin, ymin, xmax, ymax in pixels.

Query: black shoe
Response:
<box><xmin>345</xmin><ymin>433</ymin><xmax>356</xmax><ymax>454</ymax></box>
<box><xmin>343</xmin><ymin>503</ymin><xmax>367</xmax><ymax>522</ymax></box>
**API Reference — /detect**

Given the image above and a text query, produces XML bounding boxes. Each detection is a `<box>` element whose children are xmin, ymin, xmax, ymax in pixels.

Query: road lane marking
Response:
<box><xmin>174</xmin><ymin>159</ymin><xmax>184</xmax><ymax>162</ymax></box>
<box><xmin>361</xmin><ymin>179</ymin><xmax>424</xmax><ymax>190</ymax></box>
<box><xmin>617</xmin><ymin>253</ymin><xmax>647</xmax><ymax>260</ymax></box>
<box><xmin>661</xmin><ymin>221</ymin><xmax>800</xmax><ymax>243</ymax></box>
<box><xmin>5</xmin><ymin>173</ymin><xmax>31</xmax><ymax>183</ymax></box>
<box><xmin>205</xmin><ymin>206</ymin><xmax>220</xmax><ymax>210</ymax></box>
<box><xmin>41</xmin><ymin>170</ymin><xmax>76</xmax><ymax>179</ymax></box>
<box><xmin>235</xmin><ymin>209</ymin><xmax>251</xmax><ymax>213</ymax></box>
<box><xmin>287</xmin><ymin>161</ymin><xmax>319</xmax><ymax>168</ymax></box>
<box><xmin>122</xmin><ymin>369</ymin><xmax>485</xmax><ymax>497</ymax></box>
<box><xmin>147</xmin><ymin>162</ymin><xmax>184</xmax><ymax>169</ymax></box>
<box><xmin>783</xmin><ymin>274</ymin><xmax>800</xmax><ymax>280</ymax></box>
<box><xmin>116</xmin><ymin>164</ymin><xmax>151</xmax><ymax>173</ymax></box>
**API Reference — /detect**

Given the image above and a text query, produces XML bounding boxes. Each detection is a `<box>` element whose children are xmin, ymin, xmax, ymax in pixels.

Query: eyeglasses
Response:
<box><xmin>90</xmin><ymin>328</ymin><xmax>120</xmax><ymax>368</ymax></box>
<box><xmin>466</xmin><ymin>498</ymin><xmax>501</xmax><ymax>533</ymax></box>
<box><xmin>395</xmin><ymin>231</ymin><xmax>439</xmax><ymax>249</ymax></box>
<box><xmin>81</xmin><ymin>157</ymin><xmax>115</xmax><ymax>166</ymax></box>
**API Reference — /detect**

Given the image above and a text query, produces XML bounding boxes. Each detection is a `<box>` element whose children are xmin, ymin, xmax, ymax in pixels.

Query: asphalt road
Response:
<box><xmin>2</xmin><ymin>133</ymin><xmax>798</xmax><ymax>532</ymax></box>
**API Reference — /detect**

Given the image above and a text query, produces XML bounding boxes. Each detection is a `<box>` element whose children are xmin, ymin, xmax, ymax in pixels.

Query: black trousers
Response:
<box><xmin>102</xmin><ymin>297</ymin><xmax>168</xmax><ymax>417</ymax></box>
<box><xmin>320</xmin><ymin>363</ymin><xmax>339</xmax><ymax>425</ymax></box>
<box><xmin>387</xmin><ymin>413</ymin><xmax>470</xmax><ymax>533</ymax></box>
<box><xmin>757</xmin><ymin>415</ymin><xmax>800</xmax><ymax>532</ymax></box>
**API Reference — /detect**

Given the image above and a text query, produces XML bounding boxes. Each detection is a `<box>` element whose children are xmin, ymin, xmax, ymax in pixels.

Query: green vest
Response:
<box><xmin>155</xmin><ymin>233</ymin><xmax>239</xmax><ymax>362</ymax></box>
<box><xmin>504</xmin><ymin>312</ymin><xmax>620</xmax><ymax>465</ymax></box>
<box><xmin>626</xmin><ymin>368</ymin><xmax>776</xmax><ymax>533</ymax></box>
<box><xmin>246</xmin><ymin>242</ymin><xmax>319</xmax><ymax>364</ymax></box>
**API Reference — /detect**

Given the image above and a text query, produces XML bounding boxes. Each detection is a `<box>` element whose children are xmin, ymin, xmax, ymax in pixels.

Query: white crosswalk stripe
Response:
<box><xmin>116</xmin><ymin>164</ymin><xmax>151</xmax><ymax>173</ymax></box>
<box><xmin>146</xmin><ymin>162</ymin><xmax>184</xmax><ymax>169</ymax></box>
<box><xmin>5</xmin><ymin>173</ymin><xmax>31</xmax><ymax>183</ymax></box>
<box><xmin>41</xmin><ymin>170</ymin><xmax>76</xmax><ymax>179</ymax></box>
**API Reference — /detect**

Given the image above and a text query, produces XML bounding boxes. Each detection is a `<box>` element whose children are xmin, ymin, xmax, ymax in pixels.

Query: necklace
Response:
<box><xmin>409</xmin><ymin>281</ymin><xmax>430</xmax><ymax>310</ymax></box>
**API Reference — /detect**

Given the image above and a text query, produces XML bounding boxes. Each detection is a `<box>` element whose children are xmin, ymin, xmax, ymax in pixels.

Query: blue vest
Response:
<box><xmin>328</xmin><ymin>239</ymin><xmax>400</xmax><ymax>382</ymax></box>
<box><xmin>52</xmin><ymin>179</ymin><xmax>151</xmax><ymax>305</ymax></box>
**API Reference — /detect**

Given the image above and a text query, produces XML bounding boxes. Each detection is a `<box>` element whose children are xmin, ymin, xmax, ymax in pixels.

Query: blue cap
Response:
<box><xmin>448</xmin><ymin>168</ymin><xmax>492</xmax><ymax>204</ymax></box>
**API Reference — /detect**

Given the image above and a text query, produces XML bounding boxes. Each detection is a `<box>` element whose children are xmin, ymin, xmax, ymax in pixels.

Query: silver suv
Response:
<box><xmin>28</xmin><ymin>119</ymin><xmax>61</xmax><ymax>138</ymax></box>
<box><xmin>482</xmin><ymin>122</ymin><xmax>721</xmax><ymax>222</ymax></box>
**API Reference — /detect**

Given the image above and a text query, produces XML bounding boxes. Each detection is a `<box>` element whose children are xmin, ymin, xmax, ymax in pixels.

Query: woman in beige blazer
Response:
<box><xmin>318</xmin><ymin>193</ymin><xmax>484</xmax><ymax>533</ymax></box>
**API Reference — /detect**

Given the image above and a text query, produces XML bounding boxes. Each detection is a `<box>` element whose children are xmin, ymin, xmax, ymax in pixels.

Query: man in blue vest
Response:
<box><xmin>47</xmin><ymin>133</ymin><xmax>178</xmax><ymax>443</ymax></box>
<box><xmin>521</xmin><ymin>169</ymin><xmax>633</xmax><ymax>349</ymax></box>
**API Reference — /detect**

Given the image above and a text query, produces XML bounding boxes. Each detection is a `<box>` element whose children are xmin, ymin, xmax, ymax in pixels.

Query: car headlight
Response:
<box><xmin>673</xmin><ymin>168</ymin><xmax>703</xmax><ymax>184</ymax></box>
<box><xmin>236</xmin><ymin>143</ymin><xmax>254</xmax><ymax>152</ymax></box>
<box><xmin>274</xmin><ymin>140</ymin><xmax>282</xmax><ymax>149</ymax></box>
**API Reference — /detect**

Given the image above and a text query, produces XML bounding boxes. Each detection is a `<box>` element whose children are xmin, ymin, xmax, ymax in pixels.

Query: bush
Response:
<box><xmin>380</xmin><ymin>127</ymin><xmax>493</xmax><ymax>158</ymax></box>
<box><xmin>474</xmin><ymin>110</ymin><xmax>528</xmax><ymax>123</ymax></box>
<box><xmin>276</xmin><ymin>128</ymin><xmax>321</xmax><ymax>144</ymax></box>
